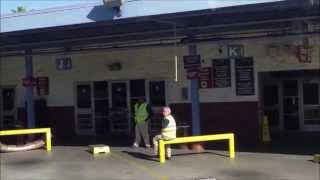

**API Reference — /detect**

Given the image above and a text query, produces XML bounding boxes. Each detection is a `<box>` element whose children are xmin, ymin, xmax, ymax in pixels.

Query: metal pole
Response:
<box><xmin>188</xmin><ymin>44</ymin><xmax>201</xmax><ymax>135</ymax></box>
<box><xmin>25</xmin><ymin>49</ymin><xmax>35</xmax><ymax>128</ymax></box>
<box><xmin>174</xmin><ymin>23</ymin><xmax>178</xmax><ymax>82</ymax></box>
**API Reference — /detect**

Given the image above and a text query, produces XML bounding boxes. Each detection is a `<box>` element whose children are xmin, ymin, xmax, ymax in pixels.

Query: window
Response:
<box><xmin>263</xmin><ymin>85</ymin><xmax>278</xmax><ymax>106</ymax></box>
<box><xmin>149</xmin><ymin>81</ymin><xmax>166</xmax><ymax>106</ymax></box>
<box><xmin>77</xmin><ymin>85</ymin><xmax>91</xmax><ymax>108</ymax></box>
<box><xmin>94</xmin><ymin>81</ymin><xmax>108</xmax><ymax>99</ymax></box>
<box><xmin>2</xmin><ymin>88</ymin><xmax>14</xmax><ymax>110</ymax></box>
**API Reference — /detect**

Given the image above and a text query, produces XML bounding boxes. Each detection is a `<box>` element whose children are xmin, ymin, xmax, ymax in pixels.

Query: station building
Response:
<box><xmin>1</xmin><ymin>0</ymin><xmax>319</xmax><ymax>143</ymax></box>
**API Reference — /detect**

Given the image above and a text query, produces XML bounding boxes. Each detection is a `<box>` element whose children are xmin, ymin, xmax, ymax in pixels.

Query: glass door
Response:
<box><xmin>302</xmin><ymin>79</ymin><xmax>320</xmax><ymax>131</ymax></box>
<box><xmin>1</xmin><ymin>87</ymin><xmax>16</xmax><ymax>129</ymax></box>
<box><xmin>148</xmin><ymin>80</ymin><xmax>166</xmax><ymax>135</ymax></box>
<box><xmin>75</xmin><ymin>83</ymin><xmax>94</xmax><ymax>135</ymax></box>
<box><xmin>282</xmin><ymin>80</ymin><xmax>300</xmax><ymax>130</ymax></box>
<box><xmin>93</xmin><ymin>81</ymin><xmax>109</xmax><ymax>135</ymax></box>
<box><xmin>109</xmin><ymin>81</ymin><xmax>130</xmax><ymax>135</ymax></box>
<box><xmin>262</xmin><ymin>84</ymin><xmax>281</xmax><ymax>130</ymax></box>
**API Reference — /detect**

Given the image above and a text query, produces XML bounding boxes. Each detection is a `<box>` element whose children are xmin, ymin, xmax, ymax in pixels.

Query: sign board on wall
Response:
<box><xmin>37</xmin><ymin>77</ymin><xmax>49</xmax><ymax>96</ymax></box>
<box><xmin>296</xmin><ymin>46</ymin><xmax>312</xmax><ymax>63</ymax></box>
<box><xmin>198</xmin><ymin>67</ymin><xmax>213</xmax><ymax>89</ymax></box>
<box><xmin>184</xmin><ymin>55</ymin><xmax>201</xmax><ymax>80</ymax></box>
<box><xmin>183</xmin><ymin>55</ymin><xmax>201</xmax><ymax>69</ymax></box>
<box><xmin>235</xmin><ymin>57</ymin><xmax>255</xmax><ymax>96</ymax></box>
<box><xmin>212</xmin><ymin>59</ymin><xmax>231</xmax><ymax>88</ymax></box>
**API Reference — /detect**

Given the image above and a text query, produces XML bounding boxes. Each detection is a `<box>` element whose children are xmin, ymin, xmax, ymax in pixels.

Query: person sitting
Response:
<box><xmin>152</xmin><ymin>106</ymin><xmax>176</xmax><ymax>159</ymax></box>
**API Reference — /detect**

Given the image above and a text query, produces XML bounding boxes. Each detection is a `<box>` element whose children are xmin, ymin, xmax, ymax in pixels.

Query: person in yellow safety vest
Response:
<box><xmin>132</xmin><ymin>97</ymin><xmax>153</xmax><ymax>148</ymax></box>
<box><xmin>153</xmin><ymin>106</ymin><xmax>176</xmax><ymax>159</ymax></box>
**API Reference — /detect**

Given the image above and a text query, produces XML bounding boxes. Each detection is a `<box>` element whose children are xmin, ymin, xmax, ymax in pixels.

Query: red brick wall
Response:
<box><xmin>17</xmin><ymin>106</ymin><xmax>76</xmax><ymax>137</ymax></box>
<box><xmin>171</xmin><ymin>102</ymin><xmax>259</xmax><ymax>143</ymax></box>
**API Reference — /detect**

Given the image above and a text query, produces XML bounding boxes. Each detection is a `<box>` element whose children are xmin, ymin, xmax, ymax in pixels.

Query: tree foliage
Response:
<box><xmin>11</xmin><ymin>6</ymin><xmax>27</xmax><ymax>13</ymax></box>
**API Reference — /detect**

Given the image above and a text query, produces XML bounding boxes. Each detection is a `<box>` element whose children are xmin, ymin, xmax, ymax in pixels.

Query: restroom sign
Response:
<box><xmin>56</xmin><ymin>57</ymin><xmax>72</xmax><ymax>70</ymax></box>
<box><xmin>198</xmin><ymin>67</ymin><xmax>213</xmax><ymax>89</ymax></box>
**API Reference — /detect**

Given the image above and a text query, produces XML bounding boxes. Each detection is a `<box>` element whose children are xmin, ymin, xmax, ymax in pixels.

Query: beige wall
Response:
<box><xmin>1</xmin><ymin>35</ymin><xmax>319</xmax><ymax>107</ymax></box>
<box><xmin>0</xmin><ymin>56</ymin><xmax>25</xmax><ymax>107</ymax></box>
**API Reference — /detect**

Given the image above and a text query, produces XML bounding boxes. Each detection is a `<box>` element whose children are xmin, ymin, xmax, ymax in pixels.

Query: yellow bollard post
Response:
<box><xmin>45</xmin><ymin>128</ymin><xmax>52</xmax><ymax>151</ymax></box>
<box><xmin>262</xmin><ymin>116</ymin><xmax>271</xmax><ymax>142</ymax></box>
<box><xmin>229</xmin><ymin>134</ymin><xmax>235</xmax><ymax>159</ymax></box>
<box><xmin>159</xmin><ymin>140</ymin><xmax>165</xmax><ymax>163</ymax></box>
<box><xmin>314</xmin><ymin>154</ymin><xmax>320</xmax><ymax>163</ymax></box>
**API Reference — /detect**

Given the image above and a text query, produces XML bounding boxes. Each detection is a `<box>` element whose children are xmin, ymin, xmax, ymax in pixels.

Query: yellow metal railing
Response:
<box><xmin>0</xmin><ymin>128</ymin><xmax>52</xmax><ymax>151</ymax></box>
<box><xmin>159</xmin><ymin>133</ymin><xmax>235</xmax><ymax>163</ymax></box>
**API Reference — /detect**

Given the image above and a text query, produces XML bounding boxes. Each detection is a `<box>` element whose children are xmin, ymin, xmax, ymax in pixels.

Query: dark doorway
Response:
<box><xmin>282</xmin><ymin>80</ymin><xmax>300</xmax><ymax>130</ymax></box>
<box><xmin>94</xmin><ymin>81</ymin><xmax>109</xmax><ymax>135</ymax></box>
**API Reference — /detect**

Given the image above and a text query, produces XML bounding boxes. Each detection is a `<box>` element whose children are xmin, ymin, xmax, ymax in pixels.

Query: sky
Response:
<box><xmin>1</xmin><ymin>0</ymin><xmax>97</xmax><ymax>14</ymax></box>
<box><xmin>0</xmin><ymin>0</ymin><xmax>283</xmax><ymax>15</ymax></box>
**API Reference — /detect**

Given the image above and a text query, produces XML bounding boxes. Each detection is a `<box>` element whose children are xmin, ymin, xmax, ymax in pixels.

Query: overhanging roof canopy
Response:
<box><xmin>0</xmin><ymin>0</ymin><xmax>319</xmax><ymax>54</ymax></box>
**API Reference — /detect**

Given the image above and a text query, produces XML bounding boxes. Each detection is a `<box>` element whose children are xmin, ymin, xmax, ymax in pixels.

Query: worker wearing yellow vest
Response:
<box><xmin>153</xmin><ymin>106</ymin><xmax>176</xmax><ymax>159</ymax></box>
<box><xmin>132</xmin><ymin>97</ymin><xmax>153</xmax><ymax>148</ymax></box>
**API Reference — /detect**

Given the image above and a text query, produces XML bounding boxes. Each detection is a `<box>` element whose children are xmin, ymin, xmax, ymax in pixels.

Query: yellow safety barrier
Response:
<box><xmin>0</xmin><ymin>128</ymin><xmax>52</xmax><ymax>152</ymax></box>
<box><xmin>159</xmin><ymin>133</ymin><xmax>235</xmax><ymax>163</ymax></box>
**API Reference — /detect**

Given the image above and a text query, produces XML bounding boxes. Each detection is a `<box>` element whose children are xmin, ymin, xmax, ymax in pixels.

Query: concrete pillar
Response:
<box><xmin>25</xmin><ymin>49</ymin><xmax>35</xmax><ymax>128</ymax></box>
<box><xmin>188</xmin><ymin>44</ymin><xmax>201</xmax><ymax>135</ymax></box>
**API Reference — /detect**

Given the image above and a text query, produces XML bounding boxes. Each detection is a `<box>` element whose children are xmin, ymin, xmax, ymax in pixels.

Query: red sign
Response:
<box><xmin>37</xmin><ymin>76</ymin><xmax>49</xmax><ymax>96</ymax></box>
<box><xmin>296</xmin><ymin>46</ymin><xmax>312</xmax><ymax>63</ymax></box>
<box><xmin>22</xmin><ymin>77</ymin><xmax>37</xmax><ymax>87</ymax></box>
<box><xmin>186</xmin><ymin>68</ymin><xmax>199</xmax><ymax>79</ymax></box>
<box><xmin>198</xmin><ymin>67</ymin><xmax>213</xmax><ymax>89</ymax></box>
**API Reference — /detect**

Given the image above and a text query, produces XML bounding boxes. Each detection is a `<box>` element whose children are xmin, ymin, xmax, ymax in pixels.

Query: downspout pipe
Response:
<box><xmin>25</xmin><ymin>49</ymin><xmax>35</xmax><ymax>129</ymax></box>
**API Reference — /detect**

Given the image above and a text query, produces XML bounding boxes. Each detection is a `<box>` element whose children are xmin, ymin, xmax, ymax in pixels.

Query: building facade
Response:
<box><xmin>1</xmin><ymin>0</ymin><xmax>319</xmax><ymax>143</ymax></box>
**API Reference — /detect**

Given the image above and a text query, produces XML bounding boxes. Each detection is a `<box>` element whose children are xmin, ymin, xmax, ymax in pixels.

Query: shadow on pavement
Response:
<box><xmin>219</xmin><ymin>169</ymin><xmax>271</xmax><ymax>179</ymax></box>
<box><xmin>121</xmin><ymin>150</ymin><xmax>158</xmax><ymax>162</ymax></box>
<box><xmin>173</xmin><ymin>151</ymin><xmax>229</xmax><ymax>158</ymax></box>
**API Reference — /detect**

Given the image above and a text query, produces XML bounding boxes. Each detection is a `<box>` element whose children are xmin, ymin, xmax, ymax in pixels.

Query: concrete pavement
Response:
<box><xmin>1</xmin><ymin>146</ymin><xmax>319</xmax><ymax>180</ymax></box>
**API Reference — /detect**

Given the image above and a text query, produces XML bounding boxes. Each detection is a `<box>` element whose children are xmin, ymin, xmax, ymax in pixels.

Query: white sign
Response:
<box><xmin>228</xmin><ymin>45</ymin><xmax>244</xmax><ymax>57</ymax></box>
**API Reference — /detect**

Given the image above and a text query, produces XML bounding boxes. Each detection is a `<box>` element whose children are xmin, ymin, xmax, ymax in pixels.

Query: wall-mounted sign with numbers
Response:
<box><xmin>235</xmin><ymin>57</ymin><xmax>255</xmax><ymax>96</ymax></box>
<box><xmin>56</xmin><ymin>57</ymin><xmax>72</xmax><ymax>70</ymax></box>
<box><xmin>212</xmin><ymin>59</ymin><xmax>231</xmax><ymax>88</ymax></box>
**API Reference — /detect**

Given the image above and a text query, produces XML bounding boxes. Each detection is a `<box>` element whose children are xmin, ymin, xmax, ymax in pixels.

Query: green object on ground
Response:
<box><xmin>314</xmin><ymin>154</ymin><xmax>320</xmax><ymax>163</ymax></box>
